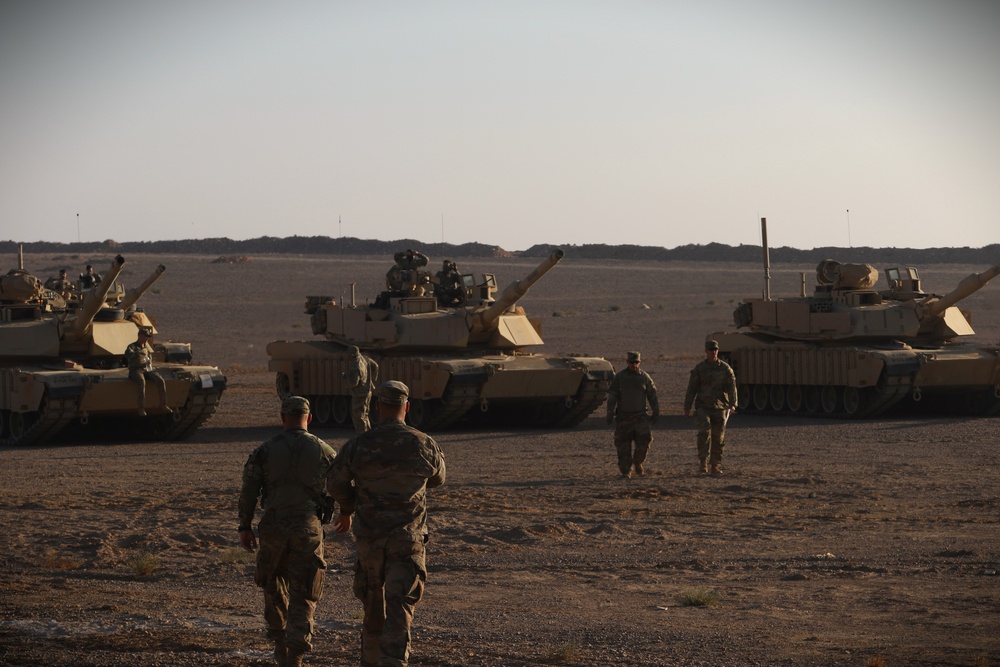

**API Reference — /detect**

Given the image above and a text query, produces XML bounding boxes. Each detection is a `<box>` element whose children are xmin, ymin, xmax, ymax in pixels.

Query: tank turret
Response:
<box><xmin>268</xmin><ymin>248</ymin><xmax>613</xmax><ymax>430</ymax></box>
<box><xmin>711</xmin><ymin>217</ymin><xmax>1000</xmax><ymax>419</ymax></box>
<box><xmin>732</xmin><ymin>257</ymin><xmax>1000</xmax><ymax>344</ymax></box>
<box><xmin>70</xmin><ymin>255</ymin><xmax>126</xmax><ymax>339</ymax></box>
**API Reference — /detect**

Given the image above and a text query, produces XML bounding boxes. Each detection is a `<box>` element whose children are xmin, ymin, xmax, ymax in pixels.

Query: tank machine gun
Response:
<box><xmin>268</xmin><ymin>249</ymin><xmax>613</xmax><ymax>430</ymax></box>
<box><xmin>0</xmin><ymin>255</ymin><xmax>226</xmax><ymax>446</ymax></box>
<box><xmin>713</xmin><ymin>218</ymin><xmax>1000</xmax><ymax>418</ymax></box>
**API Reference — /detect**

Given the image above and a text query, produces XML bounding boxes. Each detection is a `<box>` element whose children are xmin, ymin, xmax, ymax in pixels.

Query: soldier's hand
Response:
<box><xmin>684</xmin><ymin>408</ymin><xmax>691</xmax><ymax>417</ymax></box>
<box><xmin>239</xmin><ymin>529</ymin><xmax>257</xmax><ymax>553</ymax></box>
<box><xmin>333</xmin><ymin>513</ymin><xmax>353</xmax><ymax>534</ymax></box>
<box><xmin>650</xmin><ymin>413</ymin><xmax>659</xmax><ymax>425</ymax></box>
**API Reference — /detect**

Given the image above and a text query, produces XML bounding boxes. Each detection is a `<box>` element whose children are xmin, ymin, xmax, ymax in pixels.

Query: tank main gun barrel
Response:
<box><xmin>118</xmin><ymin>264</ymin><xmax>165</xmax><ymax>312</ymax></box>
<box><xmin>922</xmin><ymin>264</ymin><xmax>1000</xmax><ymax>318</ymax></box>
<box><xmin>71</xmin><ymin>255</ymin><xmax>126</xmax><ymax>337</ymax></box>
<box><xmin>477</xmin><ymin>248</ymin><xmax>565</xmax><ymax>329</ymax></box>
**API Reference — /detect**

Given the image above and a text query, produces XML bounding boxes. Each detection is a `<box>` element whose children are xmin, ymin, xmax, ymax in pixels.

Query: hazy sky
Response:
<box><xmin>1</xmin><ymin>1</ymin><xmax>998</xmax><ymax>251</ymax></box>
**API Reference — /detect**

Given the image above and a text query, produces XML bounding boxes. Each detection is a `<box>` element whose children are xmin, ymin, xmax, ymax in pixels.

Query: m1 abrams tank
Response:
<box><xmin>712</xmin><ymin>220</ymin><xmax>1000</xmax><ymax>418</ymax></box>
<box><xmin>0</xmin><ymin>253</ymin><xmax>226</xmax><ymax>446</ymax></box>
<box><xmin>267</xmin><ymin>248</ymin><xmax>614</xmax><ymax>430</ymax></box>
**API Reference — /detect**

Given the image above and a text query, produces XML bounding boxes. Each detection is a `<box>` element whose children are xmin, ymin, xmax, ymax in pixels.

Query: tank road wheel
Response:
<box><xmin>9</xmin><ymin>412</ymin><xmax>31</xmax><ymax>442</ymax></box>
<box><xmin>275</xmin><ymin>373</ymin><xmax>292</xmax><ymax>400</ymax></box>
<box><xmin>331</xmin><ymin>396</ymin><xmax>350</xmax><ymax>426</ymax></box>
<box><xmin>406</xmin><ymin>399</ymin><xmax>440</xmax><ymax>430</ymax></box>
<box><xmin>737</xmin><ymin>384</ymin><xmax>751</xmax><ymax>411</ymax></box>
<box><xmin>313</xmin><ymin>396</ymin><xmax>332</xmax><ymax>426</ymax></box>
<box><xmin>786</xmin><ymin>386</ymin><xmax>803</xmax><ymax>413</ymax></box>
<box><xmin>842</xmin><ymin>387</ymin><xmax>862</xmax><ymax>417</ymax></box>
<box><xmin>752</xmin><ymin>385</ymin><xmax>769</xmax><ymax>412</ymax></box>
<box><xmin>804</xmin><ymin>387</ymin><xmax>822</xmax><ymax>414</ymax></box>
<box><xmin>768</xmin><ymin>385</ymin><xmax>786</xmax><ymax>412</ymax></box>
<box><xmin>821</xmin><ymin>386</ymin><xmax>841</xmax><ymax>415</ymax></box>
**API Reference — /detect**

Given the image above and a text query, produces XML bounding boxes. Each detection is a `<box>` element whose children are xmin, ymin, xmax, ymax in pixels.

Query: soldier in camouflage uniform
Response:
<box><xmin>123</xmin><ymin>327</ymin><xmax>169</xmax><ymax>416</ymax></box>
<box><xmin>345</xmin><ymin>345</ymin><xmax>379</xmax><ymax>434</ymax></box>
<box><xmin>238</xmin><ymin>396</ymin><xmax>341</xmax><ymax>667</ymax></box>
<box><xmin>605</xmin><ymin>351</ymin><xmax>659</xmax><ymax>478</ymax></box>
<box><xmin>328</xmin><ymin>381</ymin><xmax>446</xmax><ymax>667</ymax></box>
<box><xmin>684</xmin><ymin>339</ymin><xmax>738</xmax><ymax>476</ymax></box>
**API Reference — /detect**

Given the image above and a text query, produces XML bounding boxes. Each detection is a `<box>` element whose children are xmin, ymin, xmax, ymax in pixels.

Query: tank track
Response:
<box><xmin>0</xmin><ymin>396</ymin><xmax>77</xmax><ymax>447</ymax></box>
<box><xmin>148</xmin><ymin>383</ymin><xmax>224</xmax><ymax>440</ymax></box>
<box><xmin>552</xmin><ymin>374</ymin><xmax>612</xmax><ymax>427</ymax></box>
<box><xmin>420</xmin><ymin>384</ymin><xmax>480</xmax><ymax>431</ymax></box>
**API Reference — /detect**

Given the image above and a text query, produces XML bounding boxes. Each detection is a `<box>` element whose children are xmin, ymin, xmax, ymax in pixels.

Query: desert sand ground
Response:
<box><xmin>1</xmin><ymin>252</ymin><xmax>998</xmax><ymax>667</ymax></box>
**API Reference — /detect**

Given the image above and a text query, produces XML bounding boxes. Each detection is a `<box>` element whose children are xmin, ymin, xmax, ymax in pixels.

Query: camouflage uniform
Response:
<box><xmin>605</xmin><ymin>353</ymin><xmax>659</xmax><ymax>477</ymax></box>
<box><xmin>386</xmin><ymin>251</ymin><xmax>429</xmax><ymax>293</ymax></box>
<box><xmin>238</xmin><ymin>415</ymin><xmax>337</xmax><ymax>658</ymax></box>
<box><xmin>123</xmin><ymin>336</ymin><xmax>167</xmax><ymax>414</ymax></box>
<box><xmin>345</xmin><ymin>347</ymin><xmax>379</xmax><ymax>434</ymax></box>
<box><xmin>684</xmin><ymin>357</ymin><xmax>738</xmax><ymax>467</ymax></box>
<box><xmin>328</xmin><ymin>385</ymin><xmax>446</xmax><ymax>667</ymax></box>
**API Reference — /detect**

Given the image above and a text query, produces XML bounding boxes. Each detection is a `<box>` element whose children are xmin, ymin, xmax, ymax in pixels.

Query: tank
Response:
<box><xmin>0</xmin><ymin>254</ymin><xmax>227</xmax><ymax>446</ymax></box>
<box><xmin>267</xmin><ymin>248</ymin><xmax>614</xmax><ymax>430</ymax></box>
<box><xmin>712</xmin><ymin>220</ymin><xmax>1000</xmax><ymax>418</ymax></box>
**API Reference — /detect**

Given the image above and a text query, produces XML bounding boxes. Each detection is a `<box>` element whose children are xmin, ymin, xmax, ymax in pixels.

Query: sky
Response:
<box><xmin>1</xmin><ymin>1</ymin><xmax>998</xmax><ymax>252</ymax></box>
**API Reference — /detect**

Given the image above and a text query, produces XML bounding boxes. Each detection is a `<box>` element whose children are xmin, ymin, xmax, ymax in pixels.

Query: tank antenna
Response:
<box><xmin>846</xmin><ymin>209</ymin><xmax>852</xmax><ymax>248</ymax></box>
<box><xmin>18</xmin><ymin>243</ymin><xmax>24</xmax><ymax>270</ymax></box>
<box><xmin>761</xmin><ymin>217</ymin><xmax>771</xmax><ymax>301</ymax></box>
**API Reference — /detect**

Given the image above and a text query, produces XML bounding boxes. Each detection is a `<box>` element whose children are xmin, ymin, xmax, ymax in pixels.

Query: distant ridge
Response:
<box><xmin>3</xmin><ymin>236</ymin><xmax>997</xmax><ymax>265</ymax></box>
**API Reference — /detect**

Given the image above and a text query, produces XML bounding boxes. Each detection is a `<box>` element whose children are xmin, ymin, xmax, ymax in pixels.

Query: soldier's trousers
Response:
<box><xmin>129</xmin><ymin>368</ymin><xmax>167</xmax><ymax>410</ymax></box>
<box><xmin>353</xmin><ymin>536</ymin><xmax>426</xmax><ymax>667</ymax></box>
<box><xmin>613</xmin><ymin>414</ymin><xmax>653</xmax><ymax>475</ymax></box>
<box><xmin>255</xmin><ymin>512</ymin><xmax>326</xmax><ymax>653</ymax></box>
<box><xmin>694</xmin><ymin>408</ymin><xmax>728</xmax><ymax>464</ymax></box>
<box><xmin>351</xmin><ymin>392</ymin><xmax>372</xmax><ymax>434</ymax></box>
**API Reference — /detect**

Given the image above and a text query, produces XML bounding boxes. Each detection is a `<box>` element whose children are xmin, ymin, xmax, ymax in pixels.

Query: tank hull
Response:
<box><xmin>0</xmin><ymin>363</ymin><xmax>227</xmax><ymax>446</ymax></box>
<box><xmin>267</xmin><ymin>340</ymin><xmax>613</xmax><ymax>430</ymax></box>
<box><xmin>715</xmin><ymin>332</ymin><xmax>1000</xmax><ymax>418</ymax></box>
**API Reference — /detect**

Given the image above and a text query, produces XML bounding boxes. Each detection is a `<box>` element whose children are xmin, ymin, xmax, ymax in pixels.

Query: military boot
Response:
<box><xmin>710</xmin><ymin>464</ymin><xmax>723</xmax><ymax>476</ymax></box>
<box><xmin>699</xmin><ymin>459</ymin><xmax>709</xmax><ymax>474</ymax></box>
<box><xmin>634</xmin><ymin>463</ymin><xmax>644</xmax><ymax>476</ymax></box>
<box><xmin>285</xmin><ymin>647</ymin><xmax>304</xmax><ymax>667</ymax></box>
<box><xmin>272</xmin><ymin>637</ymin><xmax>287</xmax><ymax>667</ymax></box>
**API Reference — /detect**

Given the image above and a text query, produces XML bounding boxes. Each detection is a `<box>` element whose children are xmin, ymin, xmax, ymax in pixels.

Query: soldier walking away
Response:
<box><xmin>684</xmin><ymin>339</ymin><xmax>738</xmax><ymax>476</ymax></box>
<box><xmin>345</xmin><ymin>345</ymin><xmax>379</xmax><ymax>433</ymax></box>
<box><xmin>328</xmin><ymin>381</ymin><xmax>446</xmax><ymax>667</ymax></box>
<box><xmin>238</xmin><ymin>396</ymin><xmax>341</xmax><ymax>667</ymax></box>
<box><xmin>79</xmin><ymin>264</ymin><xmax>102</xmax><ymax>288</ymax></box>
<box><xmin>605</xmin><ymin>351</ymin><xmax>659</xmax><ymax>478</ymax></box>
<box><xmin>123</xmin><ymin>327</ymin><xmax>169</xmax><ymax>416</ymax></box>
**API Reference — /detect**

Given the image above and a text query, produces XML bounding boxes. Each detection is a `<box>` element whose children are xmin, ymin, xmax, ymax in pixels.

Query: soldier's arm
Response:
<box><xmin>237</xmin><ymin>449</ymin><xmax>266</xmax><ymax>531</ymax></box>
<box><xmin>682</xmin><ymin>369</ymin><xmax>696</xmax><ymax>411</ymax></box>
<box><xmin>327</xmin><ymin>442</ymin><xmax>358</xmax><ymax>516</ymax></box>
<box><xmin>427</xmin><ymin>442</ymin><xmax>446</xmax><ymax>489</ymax></box>
<box><xmin>605</xmin><ymin>375</ymin><xmax>620</xmax><ymax>420</ymax></box>
<box><xmin>725</xmin><ymin>367</ymin><xmax>738</xmax><ymax>410</ymax></box>
<box><xmin>646</xmin><ymin>375</ymin><xmax>660</xmax><ymax>420</ymax></box>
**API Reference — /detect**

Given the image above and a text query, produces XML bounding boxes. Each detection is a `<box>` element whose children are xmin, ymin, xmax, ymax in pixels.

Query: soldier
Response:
<box><xmin>684</xmin><ymin>339</ymin><xmax>738</xmax><ymax>476</ymax></box>
<box><xmin>386</xmin><ymin>250</ymin><xmax>429</xmax><ymax>293</ymax></box>
<box><xmin>44</xmin><ymin>269</ymin><xmax>73</xmax><ymax>296</ymax></box>
<box><xmin>328</xmin><ymin>380</ymin><xmax>446</xmax><ymax>667</ymax></box>
<box><xmin>79</xmin><ymin>264</ymin><xmax>102</xmax><ymax>288</ymax></box>
<box><xmin>345</xmin><ymin>345</ymin><xmax>379</xmax><ymax>433</ymax></box>
<box><xmin>605</xmin><ymin>351</ymin><xmax>659</xmax><ymax>478</ymax></box>
<box><xmin>434</xmin><ymin>260</ymin><xmax>464</xmax><ymax>307</ymax></box>
<box><xmin>238</xmin><ymin>396</ymin><xmax>341</xmax><ymax>667</ymax></box>
<box><xmin>123</xmin><ymin>327</ymin><xmax>169</xmax><ymax>416</ymax></box>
